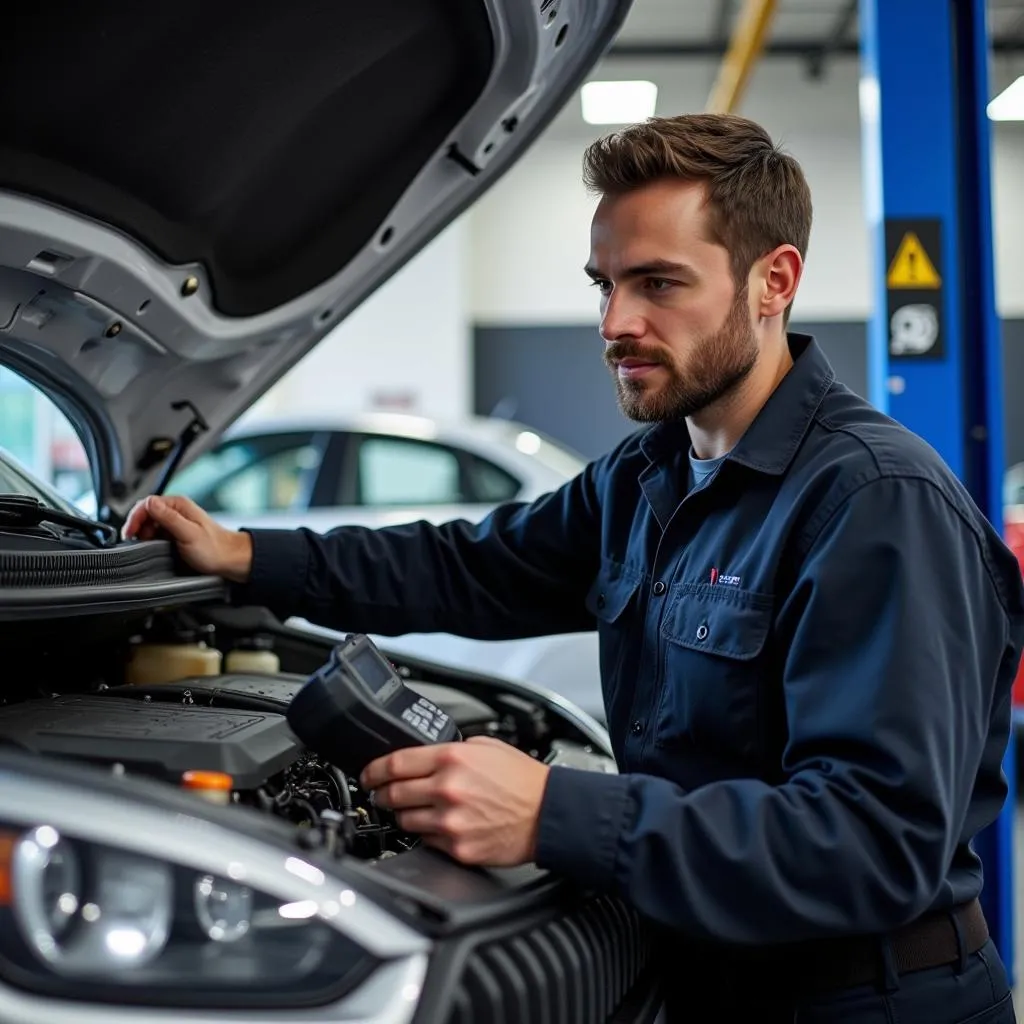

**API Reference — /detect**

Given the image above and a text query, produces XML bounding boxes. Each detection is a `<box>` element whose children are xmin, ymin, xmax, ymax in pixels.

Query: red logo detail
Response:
<box><xmin>709</xmin><ymin>567</ymin><xmax>719</xmax><ymax>585</ymax></box>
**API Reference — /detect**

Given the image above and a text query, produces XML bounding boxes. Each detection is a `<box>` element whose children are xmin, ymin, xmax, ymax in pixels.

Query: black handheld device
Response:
<box><xmin>286</xmin><ymin>633</ymin><xmax>461</xmax><ymax>778</ymax></box>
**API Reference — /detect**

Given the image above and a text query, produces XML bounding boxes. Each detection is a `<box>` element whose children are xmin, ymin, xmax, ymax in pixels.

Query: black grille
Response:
<box><xmin>446</xmin><ymin>895</ymin><xmax>653</xmax><ymax>1024</ymax></box>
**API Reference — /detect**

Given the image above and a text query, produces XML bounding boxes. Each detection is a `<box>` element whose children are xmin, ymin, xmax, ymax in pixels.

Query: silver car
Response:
<box><xmin>0</xmin><ymin>1</ymin><xmax>657</xmax><ymax>1022</ymax></box>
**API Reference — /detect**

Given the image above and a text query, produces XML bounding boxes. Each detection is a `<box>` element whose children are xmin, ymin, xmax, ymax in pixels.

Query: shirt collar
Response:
<box><xmin>638</xmin><ymin>333</ymin><xmax>836</xmax><ymax>475</ymax></box>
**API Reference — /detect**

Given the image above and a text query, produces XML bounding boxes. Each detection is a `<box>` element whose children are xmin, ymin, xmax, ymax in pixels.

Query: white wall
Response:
<box><xmin>993</xmin><ymin>128</ymin><xmax>1024</xmax><ymax>317</ymax></box>
<box><xmin>470</xmin><ymin>54</ymin><xmax>1024</xmax><ymax>325</ymax></box>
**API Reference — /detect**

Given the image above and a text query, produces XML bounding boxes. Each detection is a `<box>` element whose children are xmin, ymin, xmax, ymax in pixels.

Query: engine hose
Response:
<box><xmin>329</xmin><ymin>766</ymin><xmax>354</xmax><ymax>814</ymax></box>
<box><xmin>290</xmin><ymin>797</ymin><xmax>320</xmax><ymax>827</ymax></box>
<box><xmin>329</xmin><ymin>765</ymin><xmax>358</xmax><ymax>846</ymax></box>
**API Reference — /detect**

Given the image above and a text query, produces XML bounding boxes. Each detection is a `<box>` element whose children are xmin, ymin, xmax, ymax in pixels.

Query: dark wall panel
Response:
<box><xmin>474</xmin><ymin>320</ymin><xmax>1024</xmax><ymax>467</ymax></box>
<box><xmin>473</xmin><ymin>324</ymin><xmax>634</xmax><ymax>460</ymax></box>
<box><xmin>1003</xmin><ymin>319</ymin><xmax>1024</xmax><ymax>470</ymax></box>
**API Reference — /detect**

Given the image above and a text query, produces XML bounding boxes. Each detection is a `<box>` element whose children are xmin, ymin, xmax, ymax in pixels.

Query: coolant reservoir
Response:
<box><xmin>125</xmin><ymin>623</ymin><xmax>222</xmax><ymax>685</ymax></box>
<box><xmin>224</xmin><ymin>635</ymin><xmax>280</xmax><ymax>675</ymax></box>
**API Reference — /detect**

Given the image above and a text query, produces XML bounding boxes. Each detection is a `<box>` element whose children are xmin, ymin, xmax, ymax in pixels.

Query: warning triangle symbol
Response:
<box><xmin>887</xmin><ymin>232</ymin><xmax>941</xmax><ymax>289</ymax></box>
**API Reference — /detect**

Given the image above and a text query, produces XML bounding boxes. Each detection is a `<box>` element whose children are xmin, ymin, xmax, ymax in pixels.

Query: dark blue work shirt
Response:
<box><xmin>235</xmin><ymin>333</ymin><xmax>1024</xmax><ymax>948</ymax></box>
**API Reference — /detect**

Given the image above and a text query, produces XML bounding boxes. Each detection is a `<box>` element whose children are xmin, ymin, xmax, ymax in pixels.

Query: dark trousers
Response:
<box><xmin>656</xmin><ymin>938</ymin><xmax>1015</xmax><ymax>1022</ymax></box>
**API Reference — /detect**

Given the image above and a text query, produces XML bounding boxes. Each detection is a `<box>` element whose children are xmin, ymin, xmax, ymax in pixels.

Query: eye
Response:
<box><xmin>645</xmin><ymin>277</ymin><xmax>675</xmax><ymax>292</ymax></box>
<box><xmin>589</xmin><ymin>278</ymin><xmax>612</xmax><ymax>295</ymax></box>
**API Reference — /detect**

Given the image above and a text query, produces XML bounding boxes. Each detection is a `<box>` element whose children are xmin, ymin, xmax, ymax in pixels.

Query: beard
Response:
<box><xmin>604</xmin><ymin>292</ymin><xmax>758</xmax><ymax>423</ymax></box>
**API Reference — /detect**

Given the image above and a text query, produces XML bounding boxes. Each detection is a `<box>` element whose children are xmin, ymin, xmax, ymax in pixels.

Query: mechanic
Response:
<box><xmin>124</xmin><ymin>113</ymin><xmax>1024</xmax><ymax>1022</ymax></box>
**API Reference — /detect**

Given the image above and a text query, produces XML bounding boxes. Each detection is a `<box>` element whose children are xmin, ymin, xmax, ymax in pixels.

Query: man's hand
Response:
<box><xmin>121</xmin><ymin>495</ymin><xmax>254</xmax><ymax>583</ymax></box>
<box><xmin>360</xmin><ymin>737</ymin><xmax>550</xmax><ymax>866</ymax></box>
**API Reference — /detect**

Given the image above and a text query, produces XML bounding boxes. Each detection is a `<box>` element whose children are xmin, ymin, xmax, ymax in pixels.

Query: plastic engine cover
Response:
<box><xmin>0</xmin><ymin>694</ymin><xmax>301</xmax><ymax>789</ymax></box>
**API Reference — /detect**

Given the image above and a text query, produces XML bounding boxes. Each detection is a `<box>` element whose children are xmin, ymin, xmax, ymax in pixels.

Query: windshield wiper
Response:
<box><xmin>0</xmin><ymin>494</ymin><xmax>118</xmax><ymax>548</ymax></box>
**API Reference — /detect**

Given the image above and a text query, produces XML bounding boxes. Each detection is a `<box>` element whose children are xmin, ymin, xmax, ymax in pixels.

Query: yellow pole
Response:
<box><xmin>705</xmin><ymin>0</ymin><xmax>780</xmax><ymax>114</ymax></box>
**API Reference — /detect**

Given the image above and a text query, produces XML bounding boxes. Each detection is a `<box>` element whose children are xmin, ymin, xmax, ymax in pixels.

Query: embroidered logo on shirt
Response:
<box><xmin>710</xmin><ymin>567</ymin><xmax>741</xmax><ymax>586</ymax></box>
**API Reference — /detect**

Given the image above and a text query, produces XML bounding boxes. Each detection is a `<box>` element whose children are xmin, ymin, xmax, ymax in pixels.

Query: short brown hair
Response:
<box><xmin>582</xmin><ymin>113</ymin><xmax>812</xmax><ymax>322</ymax></box>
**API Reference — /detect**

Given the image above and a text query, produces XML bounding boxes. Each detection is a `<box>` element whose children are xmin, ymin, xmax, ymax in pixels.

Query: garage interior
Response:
<box><xmin>0</xmin><ymin>0</ymin><xmax>1022</xmax><ymax>1019</ymax></box>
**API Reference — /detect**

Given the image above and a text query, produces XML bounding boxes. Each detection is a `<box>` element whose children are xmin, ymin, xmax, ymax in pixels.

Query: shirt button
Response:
<box><xmin>652</xmin><ymin>581</ymin><xmax>667</xmax><ymax>596</ymax></box>
<box><xmin>631</xmin><ymin>720</ymin><xmax>643</xmax><ymax>735</ymax></box>
<box><xmin>696</xmin><ymin>624</ymin><xmax>709</xmax><ymax>641</ymax></box>
<box><xmin>596</xmin><ymin>593</ymin><xmax>606</xmax><ymax>610</ymax></box>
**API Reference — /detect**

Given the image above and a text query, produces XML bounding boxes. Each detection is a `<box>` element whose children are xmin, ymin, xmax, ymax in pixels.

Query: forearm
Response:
<box><xmin>230</xmin><ymin>501</ymin><xmax>598</xmax><ymax>638</ymax></box>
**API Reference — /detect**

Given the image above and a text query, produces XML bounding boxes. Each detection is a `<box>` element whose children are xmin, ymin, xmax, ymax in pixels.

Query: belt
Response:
<box><xmin>805</xmin><ymin>898</ymin><xmax>989</xmax><ymax>993</ymax></box>
<box><xmin>652</xmin><ymin>900</ymin><xmax>990</xmax><ymax>999</ymax></box>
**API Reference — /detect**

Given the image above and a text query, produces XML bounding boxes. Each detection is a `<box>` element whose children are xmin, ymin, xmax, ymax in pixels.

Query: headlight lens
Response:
<box><xmin>193</xmin><ymin>873</ymin><xmax>253</xmax><ymax>944</ymax></box>
<box><xmin>0</xmin><ymin>826</ymin><xmax>378</xmax><ymax>1009</ymax></box>
<box><xmin>12</xmin><ymin>828</ymin><xmax>171</xmax><ymax>972</ymax></box>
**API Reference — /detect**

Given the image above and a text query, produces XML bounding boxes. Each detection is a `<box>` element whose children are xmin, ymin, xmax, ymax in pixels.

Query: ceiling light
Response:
<box><xmin>581</xmin><ymin>80</ymin><xmax>658</xmax><ymax>125</ymax></box>
<box><xmin>988</xmin><ymin>76</ymin><xmax>1024</xmax><ymax>120</ymax></box>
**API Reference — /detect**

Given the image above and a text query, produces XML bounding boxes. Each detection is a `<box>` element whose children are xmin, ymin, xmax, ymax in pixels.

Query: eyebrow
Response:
<box><xmin>583</xmin><ymin>259</ymin><xmax>696</xmax><ymax>280</ymax></box>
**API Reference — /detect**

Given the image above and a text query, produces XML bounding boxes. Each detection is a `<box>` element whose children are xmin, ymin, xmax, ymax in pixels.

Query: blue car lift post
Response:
<box><xmin>859</xmin><ymin>0</ymin><xmax>1014</xmax><ymax>977</ymax></box>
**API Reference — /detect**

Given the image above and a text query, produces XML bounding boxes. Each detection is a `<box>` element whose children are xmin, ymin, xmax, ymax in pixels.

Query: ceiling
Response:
<box><xmin>528</xmin><ymin>0</ymin><xmax>1024</xmax><ymax>144</ymax></box>
<box><xmin>608</xmin><ymin>0</ymin><xmax>1024</xmax><ymax>73</ymax></box>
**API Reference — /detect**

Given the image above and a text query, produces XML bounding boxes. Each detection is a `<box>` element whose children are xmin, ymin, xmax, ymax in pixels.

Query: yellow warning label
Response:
<box><xmin>887</xmin><ymin>232</ymin><xmax>941</xmax><ymax>289</ymax></box>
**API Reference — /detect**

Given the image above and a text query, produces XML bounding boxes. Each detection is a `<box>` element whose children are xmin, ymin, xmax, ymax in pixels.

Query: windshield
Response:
<box><xmin>0</xmin><ymin>367</ymin><xmax>96</xmax><ymax>517</ymax></box>
<box><xmin>0</xmin><ymin>446</ymin><xmax>83</xmax><ymax>515</ymax></box>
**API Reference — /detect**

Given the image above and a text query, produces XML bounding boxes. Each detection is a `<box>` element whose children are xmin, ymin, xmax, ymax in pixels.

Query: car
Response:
<box><xmin>0</xmin><ymin>3</ymin><xmax>657</xmax><ymax>1023</ymax></box>
<box><xmin>162</xmin><ymin>412</ymin><xmax>605</xmax><ymax>719</ymax></box>
<box><xmin>165</xmin><ymin>412</ymin><xmax>589</xmax><ymax>524</ymax></box>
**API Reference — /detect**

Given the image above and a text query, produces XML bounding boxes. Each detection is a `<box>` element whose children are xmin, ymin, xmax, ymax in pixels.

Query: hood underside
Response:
<box><xmin>0</xmin><ymin>0</ymin><xmax>632</xmax><ymax>518</ymax></box>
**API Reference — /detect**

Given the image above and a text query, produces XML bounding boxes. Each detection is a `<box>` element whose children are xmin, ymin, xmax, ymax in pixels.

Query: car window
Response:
<box><xmin>168</xmin><ymin>433</ymin><xmax>323</xmax><ymax>515</ymax></box>
<box><xmin>464</xmin><ymin>453</ymin><xmax>521</xmax><ymax>502</ymax></box>
<box><xmin>0</xmin><ymin>367</ymin><xmax>97</xmax><ymax>516</ymax></box>
<box><xmin>356</xmin><ymin>436</ymin><xmax>465</xmax><ymax>506</ymax></box>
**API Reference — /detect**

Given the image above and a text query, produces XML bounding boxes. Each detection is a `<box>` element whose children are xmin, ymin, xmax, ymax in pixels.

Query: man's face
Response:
<box><xmin>587</xmin><ymin>179</ymin><xmax>759</xmax><ymax>422</ymax></box>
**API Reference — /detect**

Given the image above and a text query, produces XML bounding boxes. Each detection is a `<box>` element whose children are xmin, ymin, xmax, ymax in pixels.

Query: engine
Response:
<box><xmin>0</xmin><ymin>595</ymin><xmax>615</xmax><ymax>869</ymax></box>
<box><xmin>0</xmin><ymin>672</ymin><xmax>455</xmax><ymax>860</ymax></box>
<box><xmin>0</xmin><ymin>605</ymin><xmax>615</xmax><ymax>865</ymax></box>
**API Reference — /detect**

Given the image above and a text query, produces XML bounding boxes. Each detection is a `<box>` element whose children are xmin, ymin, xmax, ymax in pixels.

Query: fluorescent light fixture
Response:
<box><xmin>988</xmin><ymin>76</ymin><xmax>1024</xmax><ymax>120</ymax></box>
<box><xmin>581</xmin><ymin>80</ymin><xmax>658</xmax><ymax>125</ymax></box>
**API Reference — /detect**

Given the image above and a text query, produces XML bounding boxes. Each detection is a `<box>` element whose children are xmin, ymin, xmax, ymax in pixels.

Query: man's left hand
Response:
<box><xmin>359</xmin><ymin>737</ymin><xmax>550</xmax><ymax>866</ymax></box>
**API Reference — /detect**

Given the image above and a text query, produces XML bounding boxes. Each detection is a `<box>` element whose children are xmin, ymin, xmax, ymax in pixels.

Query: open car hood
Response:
<box><xmin>0</xmin><ymin>0</ymin><xmax>632</xmax><ymax>520</ymax></box>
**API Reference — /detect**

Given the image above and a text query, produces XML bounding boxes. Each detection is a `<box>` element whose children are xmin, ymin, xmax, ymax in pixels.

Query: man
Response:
<box><xmin>124</xmin><ymin>114</ymin><xmax>1022</xmax><ymax>1021</ymax></box>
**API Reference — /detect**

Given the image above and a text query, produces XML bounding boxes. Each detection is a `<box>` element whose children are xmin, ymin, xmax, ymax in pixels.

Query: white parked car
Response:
<box><xmin>164</xmin><ymin>412</ymin><xmax>605</xmax><ymax>720</ymax></box>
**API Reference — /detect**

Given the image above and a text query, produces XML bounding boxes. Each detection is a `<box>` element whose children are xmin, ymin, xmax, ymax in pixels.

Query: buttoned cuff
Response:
<box><xmin>535</xmin><ymin>766</ymin><xmax>633</xmax><ymax>890</ymax></box>
<box><xmin>229</xmin><ymin>528</ymin><xmax>310</xmax><ymax>614</ymax></box>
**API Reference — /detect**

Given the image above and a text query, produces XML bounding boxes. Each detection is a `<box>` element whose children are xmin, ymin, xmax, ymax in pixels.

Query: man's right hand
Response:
<box><xmin>121</xmin><ymin>495</ymin><xmax>254</xmax><ymax>584</ymax></box>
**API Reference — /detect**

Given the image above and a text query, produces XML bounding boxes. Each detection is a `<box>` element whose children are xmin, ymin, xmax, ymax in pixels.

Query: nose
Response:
<box><xmin>599</xmin><ymin>287</ymin><xmax>645</xmax><ymax>343</ymax></box>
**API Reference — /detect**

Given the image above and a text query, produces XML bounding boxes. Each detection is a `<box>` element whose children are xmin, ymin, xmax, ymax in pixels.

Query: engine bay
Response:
<box><xmin>0</xmin><ymin>604</ymin><xmax>615</xmax><ymax>865</ymax></box>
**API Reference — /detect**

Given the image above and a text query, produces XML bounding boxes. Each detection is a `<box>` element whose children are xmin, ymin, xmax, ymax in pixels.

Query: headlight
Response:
<box><xmin>11</xmin><ymin>828</ymin><xmax>170</xmax><ymax>970</ymax></box>
<box><xmin>0</xmin><ymin>825</ymin><xmax>371</xmax><ymax>1009</ymax></box>
<box><xmin>0</xmin><ymin>765</ymin><xmax>428</xmax><ymax>1012</ymax></box>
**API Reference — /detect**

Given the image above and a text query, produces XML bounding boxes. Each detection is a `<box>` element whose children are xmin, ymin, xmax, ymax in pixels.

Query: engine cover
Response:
<box><xmin>0</xmin><ymin>694</ymin><xmax>301</xmax><ymax>789</ymax></box>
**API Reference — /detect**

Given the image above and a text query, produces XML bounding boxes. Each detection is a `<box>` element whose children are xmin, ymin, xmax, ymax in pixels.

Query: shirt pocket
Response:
<box><xmin>585</xmin><ymin>562</ymin><xmax>643</xmax><ymax>714</ymax></box>
<box><xmin>654</xmin><ymin>584</ymin><xmax>773</xmax><ymax>761</ymax></box>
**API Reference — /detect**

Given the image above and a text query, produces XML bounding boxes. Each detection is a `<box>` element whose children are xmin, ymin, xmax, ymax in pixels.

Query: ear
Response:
<box><xmin>754</xmin><ymin>244</ymin><xmax>802</xmax><ymax>320</ymax></box>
